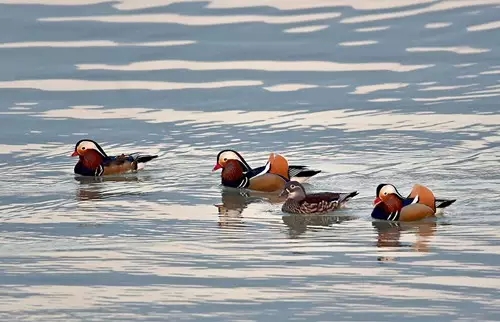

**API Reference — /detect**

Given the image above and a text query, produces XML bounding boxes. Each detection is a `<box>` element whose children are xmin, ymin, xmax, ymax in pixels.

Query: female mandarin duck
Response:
<box><xmin>213</xmin><ymin>149</ymin><xmax>321</xmax><ymax>192</ymax></box>
<box><xmin>279</xmin><ymin>181</ymin><xmax>358</xmax><ymax>215</ymax></box>
<box><xmin>216</xmin><ymin>153</ymin><xmax>295</xmax><ymax>192</ymax></box>
<box><xmin>371</xmin><ymin>183</ymin><xmax>456</xmax><ymax>222</ymax></box>
<box><xmin>71</xmin><ymin>139</ymin><xmax>158</xmax><ymax>176</ymax></box>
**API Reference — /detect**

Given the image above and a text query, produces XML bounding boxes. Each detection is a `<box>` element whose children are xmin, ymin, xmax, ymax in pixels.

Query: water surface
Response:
<box><xmin>0</xmin><ymin>0</ymin><xmax>499</xmax><ymax>321</ymax></box>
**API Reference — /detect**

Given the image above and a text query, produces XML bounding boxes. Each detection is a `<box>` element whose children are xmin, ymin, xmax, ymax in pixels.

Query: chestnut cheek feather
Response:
<box><xmin>385</xmin><ymin>195</ymin><xmax>403</xmax><ymax>213</ymax></box>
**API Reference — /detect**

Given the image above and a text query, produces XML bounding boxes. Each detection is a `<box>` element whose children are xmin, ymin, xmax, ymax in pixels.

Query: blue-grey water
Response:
<box><xmin>0</xmin><ymin>1</ymin><xmax>499</xmax><ymax>321</ymax></box>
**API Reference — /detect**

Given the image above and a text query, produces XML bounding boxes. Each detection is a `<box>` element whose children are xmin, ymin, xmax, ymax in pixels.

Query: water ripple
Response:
<box><xmin>0</xmin><ymin>0</ymin><xmax>499</xmax><ymax>321</ymax></box>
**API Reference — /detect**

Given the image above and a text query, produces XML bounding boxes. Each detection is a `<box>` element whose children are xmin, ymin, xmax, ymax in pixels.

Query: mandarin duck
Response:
<box><xmin>217</xmin><ymin>154</ymin><xmax>292</xmax><ymax>192</ymax></box>
<box><xmin>213</xmin><ymin>149</ymin><xmax>321</xmax><ymax>183</ymax></box>
<box><xmin>371</xmin><ymin>183</ymin><xmax>456</xmax><ymax>222</ymax></box>
<box><xmin>279</xmin><ymin>181</ymin><xmax>358</xmax><ymax>215</ymax></box>
<box><xmin>71</xmin><ymin>139</ymin><xmax>158</xmax><ymax>176</ymax></box>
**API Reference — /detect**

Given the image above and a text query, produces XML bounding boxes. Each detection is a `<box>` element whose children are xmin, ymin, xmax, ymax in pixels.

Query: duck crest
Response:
<box><xmin>217</xmin><ymin>149</ymin><xmax>252</xmax><ymax>172</ymax></box>
<box><xmin>74</xmin><ymin>139</ymin><xmax>108</xmax><ymax>157</ymax></box>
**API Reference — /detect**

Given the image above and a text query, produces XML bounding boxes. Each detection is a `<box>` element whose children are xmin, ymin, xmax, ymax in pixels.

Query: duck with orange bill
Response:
<box><xmin>213</xmin><ymin>150</ymin><xmax>314</xmax><ymax>193</ymax></box>
<box><xmin>71</xmin><ymin>139</ymin><xmax>158</xmax><ymax>176</ymax></box>
<box><xmin>213</xmin><ymin>149</ymin><xmax>321</xmax><ymax>183</ymax></box>
<box><xmin>371</xmin><ymin>183</ymin><xmax>456</xmax><ymax>222</ymax></box>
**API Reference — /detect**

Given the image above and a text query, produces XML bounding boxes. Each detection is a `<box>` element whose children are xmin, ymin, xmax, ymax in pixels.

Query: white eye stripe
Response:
<box><xmin>380</xmin><ymin>185</ymin><xmax>397</xmax><ymax>197</ymax></box>
<box><xmin>78</xmin><ymin>141</ymin><xmax>98</xmax><ymax>151</ymax></box>
<box><xmin>219</xmin><ymin>151</ymin><xmax>240</xmax><ymax>163</ymax></box>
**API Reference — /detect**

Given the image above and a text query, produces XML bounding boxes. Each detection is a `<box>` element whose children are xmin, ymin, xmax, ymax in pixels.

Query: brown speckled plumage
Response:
<box><xmin>280</xmin><ymin>181</ymin><xmax>358</xmax><ymax>215</ymax></box>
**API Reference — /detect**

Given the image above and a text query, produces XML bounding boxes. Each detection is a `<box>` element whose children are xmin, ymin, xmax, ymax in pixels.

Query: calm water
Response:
<box><xmin>0</xmin><ymin>0</ymin><xmax>499</xmax><ymax>321</ymax></box>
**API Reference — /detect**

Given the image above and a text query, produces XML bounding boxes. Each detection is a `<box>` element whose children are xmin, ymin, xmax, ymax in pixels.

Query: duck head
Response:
<box><xmin>374</xmin><ymin>184</ymin><xmax>406</xmax><ymax>205</ymax></box>
<box><xmin>71</xmin><ymin>139</ymin><xmax>107</xmax><ymax>158</ymax></box>
<box><xmin>279</xmin><ymin>181</ymin><xmax>306</xmax><ymax>200</ymax></box>
<box><xmin>374</xmin><ymin>184</ymin><xmax>405</xmax><ymax>212</ymax></box>
<box><xmin>212</xmin><ymin>149</ymin><xmax>251</xmax><ymax>172</ymax></box>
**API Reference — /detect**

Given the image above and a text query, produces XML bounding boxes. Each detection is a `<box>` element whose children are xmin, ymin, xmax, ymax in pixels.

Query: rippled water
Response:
<box><xmin>0</xmin><ymin>0</ymin><xmax>499</xmax><ymax>321</ymax></box>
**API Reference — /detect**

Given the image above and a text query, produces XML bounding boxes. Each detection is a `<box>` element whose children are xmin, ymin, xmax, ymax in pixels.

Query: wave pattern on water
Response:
<box><xmin>0</xmin><ymin>0</ymin><xmax>499</xmax><ymax>321</ymax></box>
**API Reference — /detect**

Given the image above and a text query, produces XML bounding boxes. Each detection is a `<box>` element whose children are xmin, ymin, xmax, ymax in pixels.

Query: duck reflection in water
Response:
<box><xmin>215</xmin><ymin>187</ymin><xmax>286</xmax><ymax>228</ymax></box>
<box><xmin>372</xmin><ymin>219</ymin><xmax>438</xmax><ymax>262</ymax></box>
<box><xmin>282</xmin><ymin>213</ymin><xmax>357</xmax><ymax>238</ymax></box>
<box><xmin>74</xmin><ymin>175</ymin><xmax>150</xmax><ymax>201</ymax></box>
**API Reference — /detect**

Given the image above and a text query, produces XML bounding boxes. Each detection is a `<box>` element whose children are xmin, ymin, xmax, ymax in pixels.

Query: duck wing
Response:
<box><xmin>126</xmin><ymin>152</ymin><xmax>159</xmax><ymax>164</ymax></box>
<box><xmin>244</xmin><ymin>153</ymin><xmax>289</xmax><ymax>180</ymax></box>
<box><xmin>407</xmin><ymin>184</ymin><xmax>436</xmax><ymax>212</ymax></box>
<box><xmin>306</xmin><ymin>191</ymin><xmax>359</xmax><ymax>204</ymax></box>
<box><xmin>100</xmin><ymin>154</ymin><xmax>140</xmax><ymax>175</ymax></box>
<box><xmin>297</xmin><ymin>191</ymin><xmax>358</xmax><ymax>214</ymax></box>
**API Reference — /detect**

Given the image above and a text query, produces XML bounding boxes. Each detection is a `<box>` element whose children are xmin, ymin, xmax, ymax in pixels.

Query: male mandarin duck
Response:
<box><xmin>213</xmin><ymin>149</ymin><xmax>321</xmax><ymax>183</ymax></box>
<box><xmin>71</xmin><ymin>139</ymin><xmax>158</xmax><ymax>176</ymax></box>
<box><xmin>279</xmin><ymin>181</ymin><xmax>358</xmax><ymax>215</ymax></box>
<box><xmin>212</xmin><ymin>149</ymin><xmax>321</xmax><ymax>192</ymax></box>
<box><xmin>216</xmin><ymin>153</ymin><xmax>292</xmax><ymax>192</ymax></box>
<box><xmin>371</xmin><ymin>183</ymin><xmax>456</xmax><ymax>222</ymax></box>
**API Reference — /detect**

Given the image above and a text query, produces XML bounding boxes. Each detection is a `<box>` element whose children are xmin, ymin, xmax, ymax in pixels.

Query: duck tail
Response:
<box><xmin>435</xmin><ymin>198</ymin><xmax>456</xmax><ymax>208</ymax></box>
<box><xmin>339</xmin><ymin>191</ymin><xmax>359</xmax><ymax>203</ymax></box>
<box><xmin>289</xmin><ymin>166</ymin><xmax>321</xmax><ymax>183</ymax></box>
<box><xmin>136</xmin><ymin>155</ymin><xmax>158</xmax><ymax>163</ymax></box>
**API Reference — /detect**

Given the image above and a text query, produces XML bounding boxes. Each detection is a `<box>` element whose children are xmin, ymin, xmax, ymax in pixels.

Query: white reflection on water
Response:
<box><xmin>406</xmin><ymin>46</ymin><xmax>491</xmax><ymax>54</ymax></box>
<box><xmin>76</xmin><ymin>59</ymin><xmax>432</xmax><ymax>72</ymax></box>
<box><xmin>351</xmin><ymin>83</ymin><xmax>409</xmax><ymax>94</ymax></box>
<box><xmin>263</xmin><ymin>84</ymin><xmax>319</xmax><ymax>92</ymax></box>
<box><xmin>355</xmin><ymin>26</ymin><xmax>390</xmax><ymax>32</ymax></box>
<box><xmin>468</xmin><ymin>20</ymin><xmax>500</xmax><ymax>32</ymax></box>
<box><xmin>40</xmin><ymin>12</ymin><xmax>342</xmax><ymax>25</ymax></box>
<box><xmin>283</xmin><ymin>25</ymin><xmax>329</xmax><ymax>33</ymax></box>
<box><xmin>31</xmin><ymin>106</ymin><xmax>500</xmax><ymax>134</ymax></box>
<box><xmin>338</xmin><ymin>40</ymin><xmax>378</xmax><ymax>46</ymax></box>
<box><xmin>0</xmin><ymin>40</ymin><xmax>195</xmax><ymax>48</ymax></box>
<box><xmin>425</xmin><ymin>22</ymin><xmax>452</xmax><ymax>29</ymax></box>
<box><xmin>341</xmin><ymin>0</ymin><xmax>500</xmax><ymax>24</ymax></box>
<box><xmin>0</xmin><ymin>79</ymin><xmax>263</xmax><ymax>91</ymax></box>
<box><xmin>2</xmin><ymin>0</ymin><xmax>439</xmax><ymax>11</ymax></box>
<box><xmin>1</xmin><ymin>0</ymin><xmax>500</xmax><ymax>320</ymax></box>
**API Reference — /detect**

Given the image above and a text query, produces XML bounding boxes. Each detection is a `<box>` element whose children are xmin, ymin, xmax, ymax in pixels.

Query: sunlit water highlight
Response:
<box><xmin>0</xmin><ymin>0</ymin><xmax>499</xmax><ymax>321</ymax></box>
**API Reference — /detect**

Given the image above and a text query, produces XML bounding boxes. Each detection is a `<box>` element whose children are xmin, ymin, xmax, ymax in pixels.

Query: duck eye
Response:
<box><xmin>81</xmin><ymin>147</ymin><xmax>86</xmax><ymax>150</ymax></box>
<box><xmin>383</xmin><ymin>191</ymin><xmax>387</xmax><ymax>195</ymax></box>
<box><xmin>223</xmin><ymin>158</ymin><xmax>227</xmax><ymax>161</ymax></box>
<box><xmin>290</xmin><ymin>185</ymin><xmax>296</xmax><ymax>189</ymax></box>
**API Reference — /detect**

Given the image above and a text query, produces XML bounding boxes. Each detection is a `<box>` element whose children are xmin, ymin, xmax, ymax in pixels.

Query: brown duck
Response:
<box><xmin>71</xmin><ymin>139</ymin><xmax>158</xmax><ymax>176</ymax></box>
<box><xmin>279</xmin><ymin>181</ymin><xmax>358</xmax><ymax>215</ymax></box>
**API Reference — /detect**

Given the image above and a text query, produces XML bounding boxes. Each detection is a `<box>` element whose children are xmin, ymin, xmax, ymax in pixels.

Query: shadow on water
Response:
<box><xmin>282</xmin><ymin>213</ymin><xmax>358</xmax><ymax>238</ymax></box>
<box><xmin>372</xmin><ymin>219</ymin><xmax>439</xmax><ymax>262</ymax></box>
<box><xmin>74</xmin><ymin>174</ymin><xmax>153</xmax><ymax>201</ymax></box>
<box><xmin>214</xmin><ymin>187</ymin><xmax>286</xmax><ymax>228</ymax></box>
